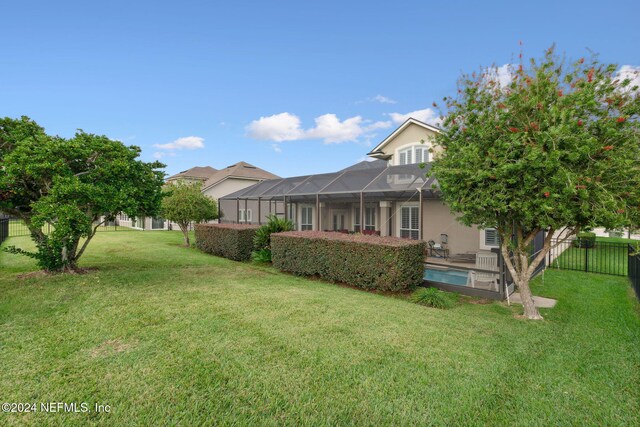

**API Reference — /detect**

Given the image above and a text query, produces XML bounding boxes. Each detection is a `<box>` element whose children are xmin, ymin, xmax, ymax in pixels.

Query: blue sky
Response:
<box><xmin>2</xmin><ymin>0</ymin><xmax>639</xmax><ymax>178</ymax></box>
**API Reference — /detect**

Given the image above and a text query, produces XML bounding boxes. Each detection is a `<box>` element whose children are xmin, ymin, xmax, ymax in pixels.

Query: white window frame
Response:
<box><xmin>397</xmin><ymin>202</ymin><xmax>420</xmax><ymax>240</ymax></box>
<box><xmin>395</xmin><ymin>143</ymin><xmax>431</xmax><ymax>166</ymax></box>
<box><xmin>364</xmin><ymin>206</ymin><xmax>376</xmax><ymax>231</ymax></box>
<box><xmin>300</xmin><ymin>205</ymin><xmax>313</xmax><ymax>231</ymax></box>
<box><xmin>239</xmin><ymin>209</ymin><xmax>252</xmax><ymax>223</ymax></box>
<box><xmin>480</xmin><ymin>228</ymin><xmax>500</xmax><ymax>249</ymax></box>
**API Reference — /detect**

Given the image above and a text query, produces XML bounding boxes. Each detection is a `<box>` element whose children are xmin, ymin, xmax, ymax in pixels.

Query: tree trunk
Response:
<box><xmin>179</xmin><ymin>223</ymin><xmax>190</xmax><ymax>247</ymax></box>
<box><xmin>502</xmin><ymin>244</ymin><xmax>543</xmax><ymax>320</ymax></box>
<box><xmin>514</xmin><ymin>274</ymin><xmax>543</xmax><ymax>320</ymax></box>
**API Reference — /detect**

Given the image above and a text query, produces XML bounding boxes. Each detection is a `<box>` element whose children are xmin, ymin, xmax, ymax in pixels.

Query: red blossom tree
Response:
<box><xmin>431</xmin><ymin>46</ymin><xmax>640</xmax><ymax>319</ymax></box>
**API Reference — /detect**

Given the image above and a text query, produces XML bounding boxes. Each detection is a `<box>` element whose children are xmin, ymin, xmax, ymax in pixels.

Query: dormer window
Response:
<box><xmin>397</xmin><ymin>145</ymin><xmax>429</xmax><ymax>165</ymax></box>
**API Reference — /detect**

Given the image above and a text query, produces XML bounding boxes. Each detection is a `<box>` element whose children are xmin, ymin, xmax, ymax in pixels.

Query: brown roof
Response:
<box><xmin>203</xmin><ymin>161</ymin><xmax>280</xmax><ymax>190</ymax></box>
<box><xmin>167</xmin><ymin>166</ymin><xmax>217</xmax><ymax>181</ymax></box>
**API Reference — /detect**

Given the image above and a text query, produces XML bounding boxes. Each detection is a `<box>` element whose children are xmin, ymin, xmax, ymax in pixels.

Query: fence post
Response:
<box><xmin>584</xmin><ymin>243</ymin><xmax>588</xmax><ymax>272</ymax></box>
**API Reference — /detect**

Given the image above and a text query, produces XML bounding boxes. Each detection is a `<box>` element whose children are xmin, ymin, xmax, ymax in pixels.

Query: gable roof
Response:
<box><xmin>338</xmin><ymin>159</ymin><xmax>388</xmax><ymax>172</ymax></box>
<box><xmin>366</xmin><ymin>118</ymin><xmax>441</xmax><ymax>158</ymax></box>
<box><xmin>167</xmin><ymin>166</ymin><xmax>217</xmax><ymax>181</ymax></box>
<box><xmin>202</xmin><ymin>161</ymin><xmax>280</xmax><ymax>190</ymax></box>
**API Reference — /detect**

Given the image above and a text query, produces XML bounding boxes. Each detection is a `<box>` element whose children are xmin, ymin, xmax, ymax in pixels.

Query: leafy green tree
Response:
<box><xmin>0</xmin><ymin>116</ymin><xmax>165</xmax><ymax>271</ymax></box>
<box><xmin>161</xmin><ymin>182</ymin><xmax>218</xmax><ymax>246</ymax></box>
<box><xmin>431</xmin><ymin>47</ymin><xmax>640</xmax><ymax>319</ymax></box>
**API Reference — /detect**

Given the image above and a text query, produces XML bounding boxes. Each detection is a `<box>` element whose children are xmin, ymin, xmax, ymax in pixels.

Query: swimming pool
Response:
<box><xmin>423</xmin><ymin>267</ymin><xmax>469</xmax><ymax>286</ymax></box>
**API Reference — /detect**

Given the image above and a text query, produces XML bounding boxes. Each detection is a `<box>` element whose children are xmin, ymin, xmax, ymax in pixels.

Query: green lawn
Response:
<box><xmin>1</xmin><ymin>232</ymin><xmax>639</xmax><ymax>426</ymax></box>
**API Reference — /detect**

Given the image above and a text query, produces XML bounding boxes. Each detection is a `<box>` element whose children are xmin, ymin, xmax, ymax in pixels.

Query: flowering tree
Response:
<box><xmin>431</xmin><ymin>47</ymin><xmax>640</xmax><ymax>319</ymax></box>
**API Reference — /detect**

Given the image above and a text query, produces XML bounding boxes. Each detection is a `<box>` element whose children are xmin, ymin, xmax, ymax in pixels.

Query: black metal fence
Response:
<box><xmin>629</xmin><ymin>245</ymin><xmax>640</xmax><ymax>300</ymax></box>
<box><xmin>547</xmin><ymin>238</ymin><xmax>629</xmax><ymax>276</ymax></box>
<box><xmin>3</xmin><ymin>218</ymin><xmax>122</xmax><ymax>239</ymax></box>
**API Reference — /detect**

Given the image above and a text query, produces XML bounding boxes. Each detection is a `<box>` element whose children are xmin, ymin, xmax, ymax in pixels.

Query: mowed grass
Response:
<box><xmin>1</xmin><ymin>232</ymin><xmax>638</xmax><ymax>426</ymax></box>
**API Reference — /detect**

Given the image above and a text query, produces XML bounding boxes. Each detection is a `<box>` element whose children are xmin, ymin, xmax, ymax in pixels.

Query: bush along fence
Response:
<box><xmin>271</xmin><ymin>231</ymin><xmax>426</xmax><ymax>292</ymax></box>
<box><xmin>629</xmin><ymin>245</ymin><xmax>640</xmax><ymax>301</ymax></box>
<box><xmin>195</xmin><ymin>223</ymin><xmax>259</xmax><ymax>262</ymax></box>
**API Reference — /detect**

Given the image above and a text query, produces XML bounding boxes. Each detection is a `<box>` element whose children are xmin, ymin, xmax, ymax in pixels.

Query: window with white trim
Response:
<box><xmin>364</xmin><ymin>207</ymin><xmax>376</xmax><ymax>231</ymax></box>
<box><xmin>484</xmin><ymin>228</ymin><xmax>500</xmax><ymax>247</ymax></box>
<box><xmin>400</xmin><ymin>206</ymin><xmax>419</xmax><ymax>239</ymax></box>
<box><xmin>354</xmin><ymin>207</ymin><xmax>361</xmax><ymax>232</ymax></box>
<box><xmin>300</xmin><ymin>206</ymin><xmax>313</xmax><ymax>231</ymax></box>
<box><xmin>397</xmin><ymin>144</ymin><xmax>430</xmax><ymax>165</ymax></box>
<box><xmin>239</xmin><ymin>209</ymin><xmax>252</xmax><ymax>223</ymax></box>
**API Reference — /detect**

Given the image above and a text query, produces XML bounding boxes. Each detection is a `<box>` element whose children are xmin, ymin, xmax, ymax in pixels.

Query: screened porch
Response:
<box><xmin>218</xmin><ymin>163</ymin><xmax>440</xmax><ymax>240</ymax></box>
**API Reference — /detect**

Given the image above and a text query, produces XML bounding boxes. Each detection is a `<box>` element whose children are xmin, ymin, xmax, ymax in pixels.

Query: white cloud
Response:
<box><xmin>388</xmin><ymin>108</ymin><xmax>442</xmax><ymax>126</ymax></box>
<box><xmin>364</xmin><ymin>120</ymin><xmax>392</xmax><ymax>131</ymax></box>
<box><xmin>153</xmin><ymin>152</ymin><xmax>164</xmax><ymax>159</ymax></box>
<box><xmin>247</xmin><ymin>112</ymin><xmax>391</xmax><ymax>145</ymax></box>
<box><xmin>488</xmin><ymin>64</ymin><xmax>513</xmax><ymax>88</ymax></box>
<box><xmin>356</xmin><ymin>94</ymin><xmax>397</xmax><ymax>105</ymax></box>
<box><xmin>616</xmin><ymin>65</ymin><xmax>640</xmax><ymax>91</ymax></box>
<box><xmin>369</xmin><ymin>94</ymin><xmax>397</xmax><ymax>104</ymax></box>
<box><xmin>271</xmin><ymin>144</ymin><xmax>282</xmax><ymax>153</ymax></box>
<box><xmin>246</xmin><ymin>112</ymin><xmax>304</xmax><ymax>142</ymax></box>
<box><xmin>154</xmin><ymin>136</ymin><xmax>205</xmax><ymax>150</ymax></box>
<box><xmin>306</xmin><ymin>114</ymin><xmax>364</xmax><ymax>144</ymax></box>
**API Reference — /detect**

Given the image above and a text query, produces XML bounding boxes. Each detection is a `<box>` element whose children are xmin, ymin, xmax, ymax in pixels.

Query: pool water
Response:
<box><xmin>423</xmin><ymin>267</ymin><xmax>469</xmax><ymax>286</ymax></box>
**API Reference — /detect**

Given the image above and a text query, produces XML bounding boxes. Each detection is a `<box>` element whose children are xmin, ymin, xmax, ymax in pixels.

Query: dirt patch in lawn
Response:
<box><xmin>17</xmin><ymin>268</ymin><xmax>98</xmax><ymax>280</ymax></box>
<box><xmin>89</xmin><ymin>339</ymin><xmax>134</xmax><ymax>358</ymax></box>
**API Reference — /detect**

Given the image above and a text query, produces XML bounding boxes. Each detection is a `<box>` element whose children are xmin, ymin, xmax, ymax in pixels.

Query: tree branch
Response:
<box><xmin>74</xmin><ymin>218</ymin><xmax>107</xmax><ymax>261</ymax></box>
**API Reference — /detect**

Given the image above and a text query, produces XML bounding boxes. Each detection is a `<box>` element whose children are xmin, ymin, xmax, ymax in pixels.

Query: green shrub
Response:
<box><xmin>195</xmin><ymin>223</ymin><xmax>258</xmax><ymax>261</ymax></box>
<box><xmin>271</xmin><ymin>231</ymin><xmax>426</xmax><ymax>292</ymax></box>
<box><xmin>252</xmin><ymin>214</ymin><xmax>294</xmax><ymax>262</ymax></box>
<box><xmin>573</xmin><ymin>232</ymin><xmax>596</xmax><ymax>248</ymax></box>
<box><xmin>251</xmin><ymin>248</ymin><xmax>272</xmax><ymax>263</ymax></box>
<box><xmin>411</xmin><ymin>287</ymin><xmax>455</xmax><ymax>309</ymax></box>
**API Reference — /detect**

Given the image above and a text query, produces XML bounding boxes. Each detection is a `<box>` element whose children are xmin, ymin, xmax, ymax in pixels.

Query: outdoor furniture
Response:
<box><xmin>427</xmin><ymin>240</ymin><xmax>449</xmax><ymax>258</ymax></box>
<box><xmin>467</xmin><ymin>252</ymin><xmax>499</xmax><ymax>291</ymax></box>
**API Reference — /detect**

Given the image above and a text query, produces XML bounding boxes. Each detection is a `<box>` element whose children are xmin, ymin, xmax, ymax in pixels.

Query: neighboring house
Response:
<box><xmin>219</xmin><ymin>118</ymin><xmax>514</xmax><ymax>299</ymax></box>
<box><xmin>116</xmin><ymin>162</ymin><xmax>279</xmax><ymax>230</ymax></box>
<box><xmin>166</xmin><ymin>166</ymin><xmax>218</xmax><ymax>185</ymax></box>
<box><xmin>201</xmin><ymin>161</ymin><xmax>280</xmax><ymax>202</ymax></box>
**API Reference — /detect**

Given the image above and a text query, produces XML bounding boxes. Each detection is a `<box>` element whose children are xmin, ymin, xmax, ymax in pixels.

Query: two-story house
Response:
<box><xmin>219</xmin><ymin>118</ymin><xmax>494</xmax><ymax>256</ymax></box>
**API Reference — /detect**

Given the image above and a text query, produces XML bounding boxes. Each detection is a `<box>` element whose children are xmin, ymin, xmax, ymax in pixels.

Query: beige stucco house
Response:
<box><xmin>117</xmin><ymin>162</ymin><xmax>279</xmax><ymax>230</ymax></box>
<box><xmin>219</xmin><ymin>118</ymin><xmax>496</xmax><ymax>256</ymax></box>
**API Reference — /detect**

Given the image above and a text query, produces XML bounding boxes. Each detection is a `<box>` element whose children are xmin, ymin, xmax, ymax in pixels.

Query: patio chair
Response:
<box><xmin>468</xmin><ymin>252</ymin><xmax>499</xmax><ymax>291</ymax></box>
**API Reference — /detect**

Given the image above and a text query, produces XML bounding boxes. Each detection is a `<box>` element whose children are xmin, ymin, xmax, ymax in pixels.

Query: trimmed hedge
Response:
<box><xmin>271</xmin><ymin>231</ymin><xmax>426</xmax><ymax>292</ymax></box>
<box><xmin>195</xmin><ymin>223</ymin><xmax>259</xmax><ymax>261</ymax></box>
<box><xmin>573</xmin><ymin>231</ymin><xmax>596</xmax><ymax>249</ymax></box>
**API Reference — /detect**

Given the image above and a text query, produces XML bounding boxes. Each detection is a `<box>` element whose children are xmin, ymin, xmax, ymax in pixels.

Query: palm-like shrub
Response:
<box><xmin>252</xmin><ymin>214</ymin><xmax>294</xmax><ymax>262</ymax></box>
<box><xmin>411</xmin><ymin>287</ymin><xmax>455</xmax><ymax>309</ymax></box>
